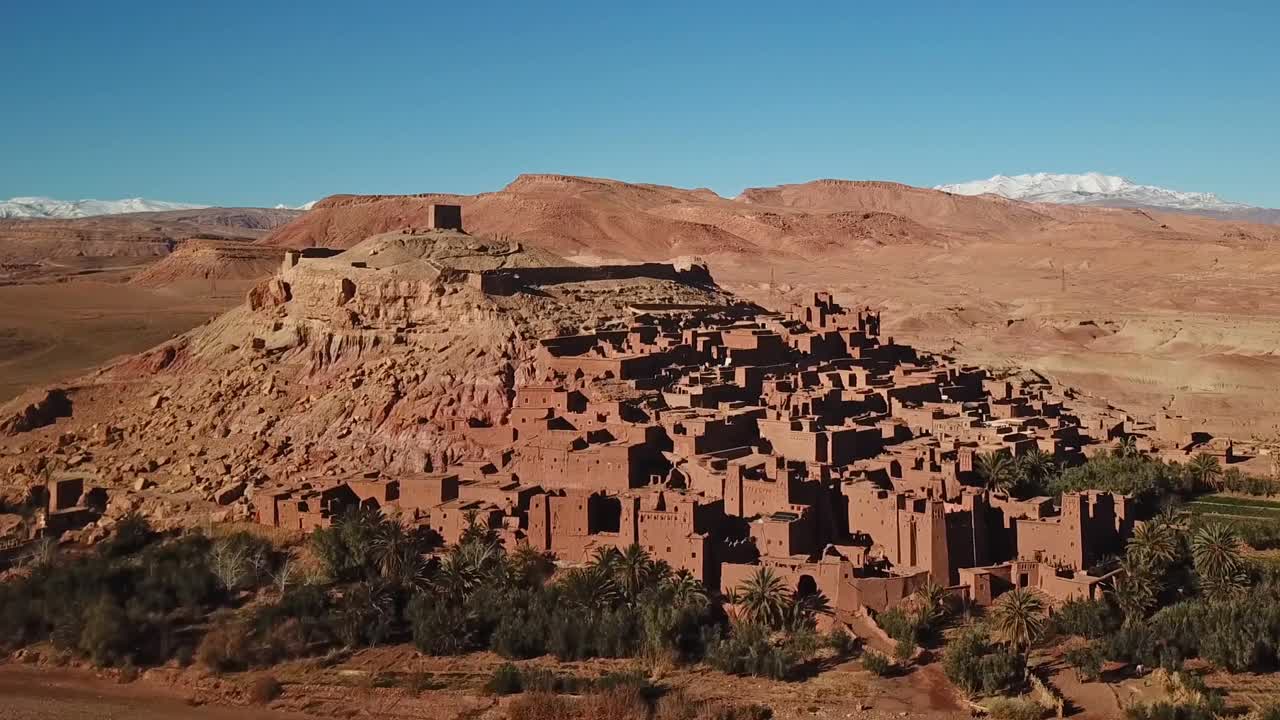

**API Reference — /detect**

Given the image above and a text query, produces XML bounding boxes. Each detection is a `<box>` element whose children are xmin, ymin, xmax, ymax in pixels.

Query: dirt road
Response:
<box><xmin>0</xmin><ymin>665</ymin><xmax>317</xmax><ymax>720</ymax></box>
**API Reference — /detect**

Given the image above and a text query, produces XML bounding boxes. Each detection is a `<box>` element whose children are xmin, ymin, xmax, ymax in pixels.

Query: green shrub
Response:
<box><xmin>485</xmin><ymin>662</ymin><xmax>523</xmax><ymax>695</ymax></box>
<box><xmin>1065</xmin><ymin>642</ymin><xmax>1105</xmax><ymax>681</ymax></box>
<box><xmin>825</xmin><ymin>627</ymin><xmax>858</xmax><ymax>656</ymax></box>
<box><xmin>877</xmin><ymin>606</ymin><xmax>923</xmax><ymax>644</ymax></box>
<box><xmin>1103</xmin><ymin>621</ymin><xmax>1160</xmax><ymax>668</ymax></box>
<box><xmin>78</xmin><ymin>595</ymin><xmax>132</xmax><ymax>666</ymax></box>
<box><xmin>705</xmin><ymin>622</ymin><xmax>807</xmax><ymax>680</ymax></box>
<box><xmin>1139</xmin><ymin>589</ymin><xmax>1280</xmax><ymax>672</ymax></box>
<box><xmin>594</xmin><ymin>668</ymin><xmax>652</xmax><ymax>692</ymax></box>
<box><xmin>328</xmin><ymin>581</ymin><xmax>393</xmax><ymax>648</ymax></box>
<box><xmin>943</xmin><ymin>625</ymin><xmax>1024</xmax><ymax>696</ymax></box>
<box><xmin>987</xmin><ymin>696</ymin><xmax>1047</xmax><ymax>720</ymax></box>
<box><xmin>862</xmin><ymin>650</ymin><xmax>894</xmax><ymax>676</ymax></box>
<box><xmin>893</xmin><ymin>637</ymin><xmax>915</xmax><ymax>663</ymax></box>
<box><xmin>1220</xmin><ymin>468</ymin><xmax>1279</xmax><ymax>497</ymax></box>
<box><xmin>407</xmin><ymin>594</ymin><xmax>481</xmax><ymax>655</ymax></box>
<box><xmin>490</xmin><ymin>600</ymin><xmax>551</xmax><ymax>659</ymax></box>
<box><xmin>1052</xmin><ymin>598</ymin><xmax>1119</xmax><ymax>639</ymax></box>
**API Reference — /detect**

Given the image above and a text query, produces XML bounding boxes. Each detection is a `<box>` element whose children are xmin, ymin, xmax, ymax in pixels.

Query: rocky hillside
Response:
<box><xmin>128</xmin><ymin>240</ymin><xmax>288</xmax><ymax>287</ymax></box>
<box><xmin>0</xmin><ymin>230</ymin><xmax>742</xmax><ymax>537</ymax></box>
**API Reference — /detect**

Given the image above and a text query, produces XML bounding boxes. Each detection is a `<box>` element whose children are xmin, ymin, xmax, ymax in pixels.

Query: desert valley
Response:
<box><xmin>2</xmin><ymin>174</ymin><xmax>1280</xmax><ymax>720</ymax></box>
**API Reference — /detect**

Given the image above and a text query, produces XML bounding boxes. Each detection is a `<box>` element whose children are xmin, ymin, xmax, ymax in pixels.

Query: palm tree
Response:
<box><xmin>508</xmin><ymin>542</ymin><xmax>555</xmax><ymax>589</ymax></box>
<box><xmin>1016</xmin><ymin>449</ymin><xmax>1057</xmax><ymax>492</ymax></box>
<box><xmin>558</xmin><ymin>564</ymin><xmax>619</xmax><ymax>608</ymax></box>
<box><xmin>1116</xmin><ymin>435</ymin><xmax>1140</xmax><ymax>459</ymax></box>
<box><xmin>459</xmin><ymin>509</ymin><xmax>494</xmax><ymax>547</ymax></box>
<box><xmin>334</xmin><ymin>505</ymin><xmax>383</xmax><ymax>573</ymax></box>
<box><xmin>589</xmin><ymin>545</ymin><xmax>622</xmax><ymax>574</ymax></box>
<box><xmin>910</xmin><ymin>581</ymin><xmax>952</xmax><ymax>630</ymax></box>
<box><xmin>1153</xmin><ymin>502</ymin><xmax>1186</xmax><ymax>531</ymax></box>
<box><xmin>1192</xmin><ymin>523</ymin><xmax>1246</xmax><ymax>600</ymax></box>
<box><xmin>1188</xmin><ymin>453</ymin><xmax>1223</xmax><ymax>492</ymax></box>
<box><xmin>432</xmin><ymin>539</ymin><xmax>498</xmax><ymax>602</ymax></box>
<box><xmin>616</xmin><ymin>544</ymin><xmax>657</xmax><ymax>604</ymax></box>
<box><xmin>975</xmin><ymin>451</ymin><xmax>1017</xmax><ymax>494</ymax></box>
<box><xmin>1199</xmin><ymin>568</ymin><xmax>1249</xmax><ymax>603</ymax></box>
<box><xmin>783</xmin><ymin>589</ymin><xmax>832</xmax><ymax>633</ymax></box>
<box><xmin>661</xmin><ymin>570</ymin><xmax>708</xmax><ymax>610</ymax></box>
<box><xmin>1126</xmin><ymin>521</ymin><xmax>1180</xmax><ymax>571</ymax></box>
<box><xmin>732</xmin><ymin>566</ymin><xmax>792</xmax><ymax>630</ymax></box>
<box><xmin>1108</xmin><ymin>559</ymin><xmax>1158</xmax><ymax>624</ymax></box>
<box><xmin>333</xmin><ymin>580</ymin><xmax>395</xmax><ymax>648</ymax></box>
<box><xmin>989</xmin><ymin>588</ymin><xmax>1046</xmax><ymax>655</ymax></box>
<box><xmin>371</xmin><ymin>521</ymin><xmax>415</xmax><ymax>584</ymax></box>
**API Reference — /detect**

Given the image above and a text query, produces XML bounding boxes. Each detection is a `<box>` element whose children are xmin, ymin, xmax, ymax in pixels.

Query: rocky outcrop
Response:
<box><xmin>247</xmin><ymin>278</ymin><xmax>292</xmax><ymax>310</ymax></box>
<box><xmin>0</xmin><ymin>229</ymin><xmax>740</xmax><ymax>534</ymax></box>
<box><xmin>0</xmin><ymin>388</ymin><xmax>72</xmax><ymax>435</ymax></box>
<box><xmin>129</xmin><ymin>240</ymin><xmax>288</xmax><ymax>287</ymax></box>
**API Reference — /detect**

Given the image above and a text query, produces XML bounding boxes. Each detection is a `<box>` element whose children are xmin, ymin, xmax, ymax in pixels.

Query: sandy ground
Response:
<box><xmin>0</xmin><ymin>277</ymin><xmax>252</xmax><ymax>402</ymax></box>
<box><xmin>0</xmin><ymin>664</ymin><xmax>320</xmax><ymax>720</ymax></box>
<box><xmin>0</xmin><ymin>645</ymin><xmax>970</xmax><ymax>720</ymax></box>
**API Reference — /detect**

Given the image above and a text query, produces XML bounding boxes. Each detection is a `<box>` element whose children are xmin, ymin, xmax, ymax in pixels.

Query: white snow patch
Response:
<box><xmin>0</xmin><ymin>196</ymin><xmax>209</xmax><ymax>219</ymax></box>
<box><xmin>935</xmin><ymin>172</ymin><xmax>1253</xmax><ymax>212</ymax></box>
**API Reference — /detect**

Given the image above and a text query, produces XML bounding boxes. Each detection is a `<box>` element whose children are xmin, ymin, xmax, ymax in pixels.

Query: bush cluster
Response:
<box><xmin>1051</xmin><ymin>454</ymin><xmax>1190</xmax><ymax>501</ymax></box>
<box><xmin>861</xmin><ymin>649</ymin><xmax>894</xmax><ymax>676</ymax></box>
<box><xmin>942</xmin><ymin>625</ymin><xmax>1025</xmax><ymax>697</ymax></box>
<box><xmin>1050</xmin><ymin>598</ymin><xmax>1120</xmax><ymax>640</ymax></box>
<box><xmin>0</xmin><ymin>519</ymin><xmax>232</xmax><ymax>666</ymax></box>
<box><xmin>704</xmin><ymin>620</ymin><xmax>816</xmax><ymax>681</ymax></box>
<box><xmin>986</xmin><ymin>696</ymin><xmax>1048</xmax><ymax>720</ymax></box>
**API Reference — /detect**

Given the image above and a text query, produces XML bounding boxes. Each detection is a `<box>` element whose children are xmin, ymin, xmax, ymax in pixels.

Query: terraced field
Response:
<box><xmin>1185</xmin><ymin>494</ymin><xmax>1280</xmax><ymax>551</ymax></box>
<box><xmin>1185</xmin><ymin>494</ymin><xmax>1280</xmax><ymax>522</ymax></box>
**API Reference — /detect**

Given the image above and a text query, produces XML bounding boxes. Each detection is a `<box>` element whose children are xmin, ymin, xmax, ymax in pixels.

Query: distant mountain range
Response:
<box><xmin>8</xmin><ymin>176</ymin><xmax>1276</xmax><ymax>226</ymax></box>
<box><xmin>0</xmin><ymin>196</ymin><xmax>209</xmax><ymax>219</ymax></box>
<box><xmin>936</xmin><ymin>172</ymin><xmax>1280</xmax><ymax>224</ymax></box>
<box><xmin>0</xmin><ymin>196</ymin><xmax>320</xmax><ymax>219</ymax></box>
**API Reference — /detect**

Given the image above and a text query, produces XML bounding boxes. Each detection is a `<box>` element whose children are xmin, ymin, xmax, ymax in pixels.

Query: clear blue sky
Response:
<box><xmin>4</xmin><ymin>1</ymin><xmax>1278</xmax><ymax>207</ymax></box>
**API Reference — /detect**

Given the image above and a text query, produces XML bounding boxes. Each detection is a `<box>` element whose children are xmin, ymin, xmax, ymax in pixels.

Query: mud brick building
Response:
<box><xmin>254</xmin><ymin>279</ymin><xmax>1144</xmax><ymax>620</ymax></box>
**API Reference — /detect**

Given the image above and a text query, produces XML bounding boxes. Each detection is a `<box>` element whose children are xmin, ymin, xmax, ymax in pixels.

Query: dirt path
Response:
<box><xmin>0</xmin><ymin>665</ymin><xmax>319</xmax><ymax>720</ymax></box>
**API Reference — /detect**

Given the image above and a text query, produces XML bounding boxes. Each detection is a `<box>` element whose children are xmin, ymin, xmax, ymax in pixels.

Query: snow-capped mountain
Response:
<box><xmin>935</xmin><ymin>172</ymin><xmax>1255</xmax><ymax>213</ymax></box>
<box><xmin>274</xmin><ymin>200</ymin><xmax>318</xmax><ymax>211</ymax></box>
<box><xmin>0</xmin><ymin>196</ymin><xmax>209</xmax><ymax>219</ymax></box>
